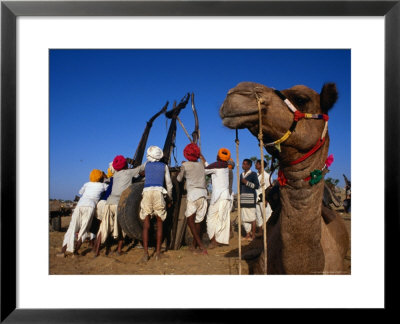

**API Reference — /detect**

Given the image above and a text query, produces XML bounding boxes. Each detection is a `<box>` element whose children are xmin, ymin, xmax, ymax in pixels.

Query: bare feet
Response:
<box><xmin>155</xmin><ymin>253</ymin><xmax>168</xmax><ymax>261</ymax></box>
<box><xmin>189</xmin><ymin>245</ymin><xmax>198</xmax><ymax>252</ymax></box>
<box><xmin>56</xmin><ymin>252</ymin><xmax>65</xmax><ymax>258</ymax></box>
<box><xmin>140</xmin><ymin>254</ymin><xmax>150</xmax><ymax>263</ymax></box>
<box><xmin>140</xmin><ymin>254</ymin><xmax>149</xmax><ymax>263</ymax></box>
<box><xmin>193</xmin><ymin>248</ymin><xmax>208</xmax><ymax>255</ymax></box>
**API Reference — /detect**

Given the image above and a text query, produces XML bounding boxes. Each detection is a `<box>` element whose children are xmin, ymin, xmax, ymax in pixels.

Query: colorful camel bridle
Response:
<box><xmin>255</xmin><ymin>89</ymin><xmax>332</xmax><ymax>186</ymax></box>
<box><xmin>261</xmin><ymin>90</ymin><xmax>329</xmax><ymax>159</ymax></box>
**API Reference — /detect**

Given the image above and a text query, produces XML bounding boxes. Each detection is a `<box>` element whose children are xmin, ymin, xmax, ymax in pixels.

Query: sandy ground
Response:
<box><xmin>49</xmin><ymin>204</ymin><xmax>351</xmax><ymax>275</ymax></box>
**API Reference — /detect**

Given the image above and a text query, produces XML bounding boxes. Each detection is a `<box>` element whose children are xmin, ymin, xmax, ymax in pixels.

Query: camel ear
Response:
<box><xmin>320</xmin><ymin>83</ymin><xmax>338</xmax><ymax>113</ymax></box>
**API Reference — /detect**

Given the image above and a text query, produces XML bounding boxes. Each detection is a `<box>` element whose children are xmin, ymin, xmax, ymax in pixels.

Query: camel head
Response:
<box><xmin>220</xmin><ymin>82</ymin><xmax>338</xmax><ymax>164</ymax></box>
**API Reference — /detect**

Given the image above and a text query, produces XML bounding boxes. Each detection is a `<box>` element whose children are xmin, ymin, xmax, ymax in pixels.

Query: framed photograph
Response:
<box><xmin>1</xmin><ymin>0</ymin><xmax>398</xmax><ymax>321</ymax></box>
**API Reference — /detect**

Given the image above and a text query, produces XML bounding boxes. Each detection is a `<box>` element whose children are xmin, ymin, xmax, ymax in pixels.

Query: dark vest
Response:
<box><xmin>239</xmin><ymin>171</ymin><xmax>259</xmax><ymax>208</ymax></box>
<box><xmin>144</xmin><ymin>161</ymin><xmax>165</xmax><ymax>188</ymax></box>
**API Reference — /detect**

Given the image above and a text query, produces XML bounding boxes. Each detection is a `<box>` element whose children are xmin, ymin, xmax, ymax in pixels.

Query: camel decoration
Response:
<box><xmin>219</xmin><ymin>82</ymin><xmax>350</xmax><ymax>274</ymax></box>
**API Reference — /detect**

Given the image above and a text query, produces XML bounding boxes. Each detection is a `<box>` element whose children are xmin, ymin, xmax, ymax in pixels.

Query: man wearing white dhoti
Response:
<box><xmin>94</xmin><ymin>155</ymin><xmax>145</xmax><ymax>257</ymax></box>
<box><xmin>203</xmin><ymin>148</ymin><xmax>232</xmax><ymax>248</ymax></box>
<box><xmin>177</xmin><ymin>143</ymin><xmax>208</xmax><ymax>255</ymax></box>
<box><xmin>227</xmin><ymin>158</ymin><xmax>236</xmax><ymax>239</ymax></box>
<box><xmin>57</xmin><ymin>169</ymin><xmax>108</xmax><ymax>257</ymax></box>
<box><xmin>255</xmin><ymin>159</ymin><xmax>273</xmax><ymax>236</ymax></box>
<box><xmin>239</xmin><ymin>159</ymin><xmax>260</xmax><ymax>241</ymax></box>
<box><xmin>139</xmin><ymin>146</ymin><xmax>173</xmax><ymax>262</ymax></box>
<box><xmin>83</xmin><ymin>164</ymin><xmax>114</xmax><ymax>245</ymax></box>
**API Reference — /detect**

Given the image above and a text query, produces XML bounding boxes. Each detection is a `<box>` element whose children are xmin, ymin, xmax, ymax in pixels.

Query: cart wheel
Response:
<box><xmin>118</xmin><ymin>182</ymin><xmax>145</xmax><ymax>241</ymax></box>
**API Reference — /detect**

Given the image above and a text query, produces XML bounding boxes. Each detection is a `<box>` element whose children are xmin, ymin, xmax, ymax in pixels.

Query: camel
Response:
<box><xmin>219</xmin><ymin>82</ymin><xmax>350</xmax><ymax>274</ymax></box>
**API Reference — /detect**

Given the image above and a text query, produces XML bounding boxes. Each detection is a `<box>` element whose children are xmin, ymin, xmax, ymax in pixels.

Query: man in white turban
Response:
<box><xmin>146</xmin><ymin>145</ymin><xmax>164</xmax><ymax>162</ymax></box>
<box><xmin>139</xmin><ymin>146</ymin><xmax>173</xmax><ymax>262</ymax></box>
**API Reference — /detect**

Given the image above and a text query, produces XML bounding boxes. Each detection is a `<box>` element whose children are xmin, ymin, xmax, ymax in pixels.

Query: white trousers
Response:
<box><xmin>255</xmin><ymin>202</ymin><xmax>272</xmax><ymax>227</ymax></box>
<box><xmin>62</xmin><ymin>206</ymin><xmax>95</xmax><ymax>253</ymax></box>
<box><xmin>241</xmin><ymin>207</ymin><xmax>256</xmax><ymax>234</ymax></box>
<box><xmin>139</xmin><ymin>190</ymin><xmax>167</xmax><ymax>221</ymax></box>
<box><xmin>97</xmin><ymin>204</ymin><xmax>125</xmax><ymax>244</ymax></box>
<box><xmin>96</xmin><ymin>199</ymin><xmax>107</xmax><ymax>221</ymax></box>
<box><xmin>80</xmin><ymin>200</ymin><xmax>108</xmax><ymax>242</ymax></box>
<box><xmin>185</xmin><ymin>197</ymin><xmax>208</xmax><ymax>223</ymax></box>
<box><xmin>80</xmin><ymin>232</ymin><xmax>96</xmax><ymax>242</ymax></box>
<box><xmin>206</xmin><ymin>199</ymin><xmax>231</xmax><ymax>245</ymax></box>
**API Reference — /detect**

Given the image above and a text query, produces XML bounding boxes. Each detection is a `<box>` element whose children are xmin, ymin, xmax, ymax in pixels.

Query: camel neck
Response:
<box><xmin>278</xmin><ymin>153</ymin><xmax>327</xmax><ymax>273</ymax></box>
<box><xmin>278</xmin><ymin>178</ymin><xmax>325</xmax><ymax>273</ymax></box>
<box><xmin>274</xmin><ymin>139</ymin><xmax>328</xmax><ymax>274</ymax></box>
<box><xmin>279</xmin><ymin>135</ymin><xmax>329</xmax><ymax>186</ymax></box>
<box><xmin>279</xmin><ymin>149</ymin><xmax>326</xmax><ymax>213</ymax></box>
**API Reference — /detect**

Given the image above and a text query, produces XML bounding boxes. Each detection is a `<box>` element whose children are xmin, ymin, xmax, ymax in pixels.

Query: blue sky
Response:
<box><xmin>50</xmin><ymin>49</ymin><xmax>350</xmax><ymax>200</ymax></box>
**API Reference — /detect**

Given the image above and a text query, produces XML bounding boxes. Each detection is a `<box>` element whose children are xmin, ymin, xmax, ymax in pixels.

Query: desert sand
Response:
<box><xmin>49</xmin><ymin>206</ymin><xmax>350</xmax><ymax>275</ymax></box>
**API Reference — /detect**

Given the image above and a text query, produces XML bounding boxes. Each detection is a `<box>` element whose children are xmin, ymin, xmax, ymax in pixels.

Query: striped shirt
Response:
<box><xmin>239</xmin><ymin>170</ymin><xmax>259</xmax><ymax>208</ymax></box>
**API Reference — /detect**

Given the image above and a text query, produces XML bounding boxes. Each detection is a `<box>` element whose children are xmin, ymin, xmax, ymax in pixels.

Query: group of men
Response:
<box><xmin>56</xmin><ymin>143</ymin><xmax>272</xmax><ymax>262</ymax></box>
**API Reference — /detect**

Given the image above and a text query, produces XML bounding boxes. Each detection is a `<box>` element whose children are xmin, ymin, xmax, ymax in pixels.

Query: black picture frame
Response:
<box><xmin>1</xmin><ymin>0</ymin><xmax>398</xmax><ymax>321</ymax></box>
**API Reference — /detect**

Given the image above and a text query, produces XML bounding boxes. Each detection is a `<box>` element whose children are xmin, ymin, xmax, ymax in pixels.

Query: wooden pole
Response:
<box><xmin>257</xmin><ymin>97</ymin><xmax>268</xmax><ymax>275</ymax></box>
<box><xmin>177</xmin><ymin>116</ymin><xmax>193</xmax><ymax>143</ymax></box>
<box><xmin>235</xmin><ymin>129</ymin><xmax>242</xmax><ymax>275</ymax></box>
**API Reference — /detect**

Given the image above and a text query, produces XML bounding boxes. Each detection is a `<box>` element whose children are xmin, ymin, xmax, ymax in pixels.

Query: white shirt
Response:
<box><xmin>205</xmin><ymin>162</ymin><xmax>230</xmax><ymax>205</ymax></box>
<box><xmin>242</xmin><ymin>170</ymin><xmax>252</xmax><ymax>179</ymax></box>
<box><xmin>256</xmin><ymin>170</ymin><xmax>271</xmax><ymax>197</ymax></box>
<box><xmin>78</xmin><ymin>182</ymin><xmax>109</xmax><ymax>208</ymax></box>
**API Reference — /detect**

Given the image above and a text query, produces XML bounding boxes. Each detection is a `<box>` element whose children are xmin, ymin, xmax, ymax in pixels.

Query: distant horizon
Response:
<box><xmin>50</xmin><ymin>49</ymin><xmax>351</xmax><ymax>200</ymax></box>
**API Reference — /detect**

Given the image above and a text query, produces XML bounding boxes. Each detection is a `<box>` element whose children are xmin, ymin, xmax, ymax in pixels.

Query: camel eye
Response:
<box><xmin>293</xmin><ymin>96</ymin><xmax>308</xmax><ymax>106</ymax></box>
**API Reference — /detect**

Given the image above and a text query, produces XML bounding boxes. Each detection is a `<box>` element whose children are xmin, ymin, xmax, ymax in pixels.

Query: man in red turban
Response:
<box><xmin>177</xmin><ymin>143</ymin><xmax>208</xmax><ymax>255</ymax></box>
<box><xmin>183</xmin><ymin>143</ymin><xmax>201</xmax><ymax>162</ymax></box>
<box><xmin>94</xmin><ymin>154</ymin><xmax>145</xmax><ymax>257</ymax></box>
<box><xmin>112</xmin><ymin>155</ymin><xmax>127</xmax><ymax>171</ymax></box>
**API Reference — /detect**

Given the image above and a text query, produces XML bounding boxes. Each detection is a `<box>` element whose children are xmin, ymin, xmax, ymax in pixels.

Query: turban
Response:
<box><xmin>89</xmin><ymin>169</ymin><xmax>103</xmax><ymax>182</ymax></box>
<box><xmin>183</xmin><ymin>143</ymin><xmax>200</xmax><ymax>162</ymax></box>
<box><xmin>147</xmin><ymin>146</ymin><xmax>163</xmax><ymax>162</ymax></box>
<box><xmin>107</xmin><ymin>162</ymin><xmax>115</xmax><ymax>178</ymax></box>
<box><xmin>107</xmin><ymin>168</ymin><xmax>113</xmax><ymax>178</ymax></box>
<box><xmin>217</xmin><ymin>148</ymin><xmax>231</xmax><ymax>162</ymax></box>
<box><xmin>112</xmin><ymin>155</ymin><xmax>127</xmax><ymax>171</ymax></box>
<box><xmin>227</xmin><ymin>158</ymin><xmax>235</xmax><ymax>169</ymax></box>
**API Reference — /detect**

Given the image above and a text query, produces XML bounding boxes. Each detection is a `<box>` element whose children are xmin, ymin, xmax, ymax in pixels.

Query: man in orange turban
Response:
<box><xmin>201</xmin><ymin>149</ymin><xmax>232</xmax><ymax>248</ymax></box>
<box><xmin>217</xmin><ymin>148</ymin><xmax>231</xmax><ymax>162</ymax></box>
<box><xmin>89</xmin><ymin>169</ymin><xmax>104</xmax><ymax>182</ymax></box>
<box><xmin>57</xmin><ymin>169</ymin><xmax>108</xmax><ymax>257</ymax></box>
